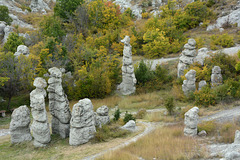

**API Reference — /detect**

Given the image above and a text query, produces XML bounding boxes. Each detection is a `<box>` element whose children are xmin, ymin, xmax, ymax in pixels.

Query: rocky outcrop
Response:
<box><xmin>198</xmin><ymin>80</ymin><xmax>207</xmax><ymax>91</ymax></box>
<box><xmin>184</xmin><ymin>107</ymin><xmax>199</xmax><ymax>136</ymax></box>
<box><xmin>182</xmin><ymin>69</ymin><xmax>196</xmax><ymax>96</ymax></box>
<box><xmin>9</xmin><ymin>14</ymin><xmax>33</xmax><ymax>29</ymax></box>
<box><xmin>207</xmin><ymin>2</ymin><xmax>240</xmax><ymax>31</ymax></box>
<box><xmin>0</xmin><ymin>21</ymin><xmax>6</xmax><ymax>37</ymax></box>
<box><xmin>47</xmin><ymin>67</ymin><xmax>71</xmax><ymax>139</ymax></box>
<box><xmin>121</xmin><ymin>120</ymin><xmax>136</xmax><ymax>132</ymax></box>
<box><xmin>117</xmin><ymin>36</ymin><xmax>137</xmax><ymax>95</ymax></box>
<box><xmin>10</xmin><ymin>105</ymin><xmax>32</xmax><ymax>144</ymax></box>
<box><xmin>69</xmin><ymin>98</ymin><xmax>96</xmax><ymax>146</ymax></box>
<box><xmin>30</xmin><ymin>77</ymin><xmax>51</xmax><ymax>147</ymax></box>
<box><xmin>3</xmin><ymin>25</ymin><xmax>14</xmax><ymax>44</ymax></box>
<box><xmin>95</xmin><ymin>105</ymin><xmax>110</xmax><ymax>127</ymax></box>
<box><xmin>14</xmin><ymin>45</ymin><xmax>30</xmax><ymax>58</ymax></box>
<box><xmin>211</xmin><ymin>66</ymin><xmax>222</xmax><ymax>88</ymax></box>
<box><xmin>177</xmin><ymin>39</ymin><xmax>197</xmax><ymax>77</ymax></box>
<box><xmin>194</xmin><ymin>48</ymin><xmax>210</xmax><ymax>66</ymax></box>
<box><xmin>30</xmin><ymin>0</ymin><xmax>50</xmax><ymax>14</ymax></box>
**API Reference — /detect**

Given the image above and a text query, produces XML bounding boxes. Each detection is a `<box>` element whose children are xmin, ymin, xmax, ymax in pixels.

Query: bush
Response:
<box><xmin>164</xmin><ymin>96</ymin><xmax>175</xmax><ymax>115</ymax></box>
<box><xmin>113</xmin><ymin>108</ymin><xmax>121</xmax><ymax>121</ymax></box>
<box><xmin>123</xmin><ymin>111</ymin><xmax>135</xmax><ymax>124</ymax></box>
<box><xmin>210</xmin><ymin>34</ymin><xmax>234</xmax><ymax>50</ymax></box>
<box><xmin>135</xmin><ymin>109</ymin><xmax>147</xmax><ymax>119</ymax></box>
<box><xmin>135</xmin><ymin>60</ymin><xmax>154</xmax><ymax>85</ymax></box>
<box><xmin>3</xmin><ymin>32</ymin><xmax>24</xmax><ymax>53</ymax></box>
<box><xmin>0</xmin><ymin>5</ymin><xmax>12</xmax><ymax>25</ymax></box>
<box><xmin>194</xmin><ymin>86</ymin><xmax>216</xmax><ymax>107</ymax></box>
<box><xmin>198</xmin><ymin>120</ymin><xmax>217</xmax><ymax>135</ymax></box>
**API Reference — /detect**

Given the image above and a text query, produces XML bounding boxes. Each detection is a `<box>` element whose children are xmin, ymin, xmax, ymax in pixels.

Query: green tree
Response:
<box><xmin>236</xmin><ymin>50</ymin><xmax>240</xmax><ymax>71</ymax></box>
<box><xmin>3</xmin><ymin>32</ymin><xmax>24</xmax><ymax>53</ymax></box>
<box><xmin>40</xmin><ymin>16</ymin><xmax>65</xmax><ymax>42</ymax></box>
<box><xmin>0</xmin><ymin>5</ymin><xmax>13</xmax><ymax>25</ymax></box>
<box><xmin>54</xmin><ymin>0</ymin><xmax>84</xmax><ymax>20</ymax></box>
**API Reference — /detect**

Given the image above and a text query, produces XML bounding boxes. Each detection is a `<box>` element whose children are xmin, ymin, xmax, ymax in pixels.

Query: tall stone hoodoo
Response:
<box><xmin>10</xmin><ymin>105</ymin><xmax>32</xmax><ymax>144</ymax></box>
<box><xmin>182</xmin><ymin>69</ymin><xmax>196</xmax><ymax>96</ymax></box>
<box><xmin>211</xmin><ymin>66</ymin><xmax>223</xmax><ymax>88</ymax></box>
<box><xmin>117</xmin><ymin>36</ymin><xmax>137</xmax><ymax>95</ymax></box>
<box><xmin>177</xmin><ymin>39</ymin><xmax>197</xmax><ymax>78</ymax></box>
<box><xmin>47</xmin><ymin>67</ymin><xmax>71</xmax><ymax>139</ymax></box>
<box><xmin>69</xmin><ymin>98</ymin><xmax>96</xmax><ymax>146</ymax></box>
<box><xmin>184</xmin><ymin>107</ymin><xmax>199</xmax><ymax>136</ymax></box>
<box><xmin>30</xmin><ymin>77</ymin><xmax>51</xmax><ymax>147</ymax></box>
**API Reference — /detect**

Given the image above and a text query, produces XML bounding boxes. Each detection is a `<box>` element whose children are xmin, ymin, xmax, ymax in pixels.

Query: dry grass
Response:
<box><xmin>144</xmin><ymin>111</ymin><xmax>177</xmax><ymax>123</ymax></box>
<box><xmin>99</xmin><ymin>125</ymin><xmax>203</xmax><ymax>160</ymax></box>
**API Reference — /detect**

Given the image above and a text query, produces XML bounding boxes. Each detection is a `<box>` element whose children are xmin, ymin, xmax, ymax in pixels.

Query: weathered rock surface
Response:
<box><xmin>121</xmin><ymin>120</ymin><xmax>136</xmax><ymax>132</ymax></box>
<box><xmin>182</xmin><ymin>70</ymin><xmax>196</xmax><ymax>96</ymax></box>
<box><xmin>47</xmin><ymin>67</ymin><xmax>71</xmax><ymax>138</ymax></box>
<box><xmin>211</xmin><ymin>66</ymin><xmax>223</xmax><ymax>88</ymax></box>
<box><xmin>177</xmin><ymin>39</ymin><xmax>197</xmax><ymax>77</ymax></box>
<box><xmin>198</xmin><ymin>80</ymin><xmax>207</xmax><ymax>91</ymax></box>
<box><xmin>184</xmin><ymin>107</ymin><xmax>199</xmax><ymax>136</ymax></box>
<box><xmin>3</xmin><ymin>25</ymin><xmax>14</xmax><ymax>44</ymax></box>
<box><xmin>198</xmin><ymin>130</ymin><xmax>207</xmax><ymax>137</ymax></box>
<box><xmin>95</xmin><ymin>105</ymin><xmax>110</xmax><ymax>127</ymax></box>
<box><xmin>117</xmin><ymin>36</ymin><xmax>137</xmax><ymax>95</ymax></box>
<box><xmin>14</xmin><ymin>45</ymin><xmax>30</xmax><ymax>58</ymax></box>
<box><xmin>9</xmin><ymin>14</ymin><xmax>33</xmax><ymax>29</ymax></box>
<box><xmin>30</xmin><ymin>77</ymin><xmax>51</xmax><ymax>147</ymax></box>
<box><xmin>10</xmin><ymin>105</ymin><xmax>32</xmax><ymax>144</ymax></box>
<box><xmin>194</xmin><ymin>48</ymin><xmax>210</xmax><ymax>66</ymax></box>
<box><xmin>0</xmin><ymin>21</ymin><xmax>6</xmax><ymax>37</ymax></box>
<box><xmin>69</xmin><ymin>98</ymin><xmax>96</xmax><ymax>146</ymax></box>
<box><xmin>30</xmin><ymin>0</ymin><xmax>50</xmax><ymax>14</ymax></box>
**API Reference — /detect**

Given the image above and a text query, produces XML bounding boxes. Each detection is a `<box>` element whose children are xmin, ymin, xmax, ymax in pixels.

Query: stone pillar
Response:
<box><xmin>30</xmin><ymin>77</ymin><xmax>51</xmax><ymax>147</ymax></box>
<box><xmin>69</xmin><ymin>98</ymin><xmax>96</xmax><ymax>146</ymax></box>
<box><xmin>47</xmin><ymin>67</ymin><xmax>71</xmax><ymax>138</ymax></box>
<box><xmin>182</xmin><ymin>69</ymin><xmax>196</xmax><ymax>96</ymax></box>
<box><xmin>10</xmin><ymin>105</ymin><xmax>32</xmax><ymax>144</ymax></box>
<box><xmin>184</xmin><ymin>107</ymin><xmax>199</xmax><ymax>136</ymax></box>
<box><xmin>95</xmin><ymin>105</ymin><xmax>110</xmax><ymax>127</ymax></box>
<box><xmin>211</xmin><ymin>66</ymin><xmax>223</xmax><ymax>88</ymax></box>
<box><xmin>177</xmin><ymin>39</ymin><xmax>197</xmax><ymax>78</ymax></box>
<box><xmin>198</xmin><ymin>80</ymin><xmax>207</xmax><ymax>91</ymax></box>
<box><xmin>117</xmin><ymin>36</ymin><xmax>137</xmax><ymax>95</ymax></box>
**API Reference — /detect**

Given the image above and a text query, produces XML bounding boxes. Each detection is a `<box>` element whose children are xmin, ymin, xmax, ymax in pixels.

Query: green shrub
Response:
<box><xmin>3</xmin><ymin>32</ymin><xmax>24</xmax><ymax>53</ymax></box>
<box><xmin>0</xmin><ymin>5</ymin><xmax>12</xmax><ymax>25</ymax></box>
<box><xmin>123</xmin><ymin>111</ymin><xmax>135</xmax><ymax>124</ymax></box>
<box><xmin>198</xmin><ymin>120</ymin><xmax>217</xmax><ymax>135</ymax></box>
<box><xmin>206</xmin><ymin>0</ymin><xmax>216</xmax><ymax>7</ymax></box>
<box><xmin>135</xmin><ymin>60</ymin><xmax>154</xmax><ymax>85</ymax></box>
<box><xmin>164</xmin><ymin>96</ymin><xmax>175</xmax><ymax>115</ymax></box>
<box><xmin>210</xmin><ymin>34</ymin><xmax>234</xmax><ymax>49</ymax></box>
<box><xmin>113</xmin><ymin>108</ymin><xmax>121</xmax><ymax>121</ymax></box>
<box><xmin>194</xmin><ymin>86</ymin><xmax>216</xmax><ymax>107</ymax></box>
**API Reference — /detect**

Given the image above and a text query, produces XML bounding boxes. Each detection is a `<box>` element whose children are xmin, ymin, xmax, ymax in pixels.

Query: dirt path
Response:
<box><xmin>82</xmin><ymin>121</ymin><xmax>156</xmax><ymax>160</ymax></box>
<box><xmin>199</xmin><ymin>106</ymin><xmax>240</xmax><ymax>123</ymax></box>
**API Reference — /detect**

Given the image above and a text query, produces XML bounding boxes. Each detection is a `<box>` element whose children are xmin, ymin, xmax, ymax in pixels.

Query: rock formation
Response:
<box><xmin>194</xmin><ymin>48</ymin><xmax>210</xmax><ymax>66</ymax></box>
<box><xmin>69</xmin><ymin>98</ymin><xmax>96</xmax><ymax>146</ymax></box>
<box><xmin>10</xmin><ymin>105</ymin><xmax>32</xmax><ymax>144</ymax></box>
<box><xmin>117</xmin><ymin>36</ymin><xmax>137</xmax><ymax>95</ymax></box>
<box><xmin>0</xmin><ymin>21</ymin><xmax>6</xmax><ymax>38</ymax></box>
<box><xmin>30</xmin><ymin>0</ymin><xmax>50</xmax><ymax>14</ymax></box>
<box><xmin>184</xmin><ymin>107</ymin><xmax>199</xmax><ymax>136</ymax></box>
<box><xmin>3</xmin><ymin>25</ymin><xmax>14</xmax><ymax>44</ymax></box>
<box><xmin>211</xmin><ymin>66</ymin><xmax>223</xmax><ymax>88</ymax></box>
<box><xmin>177</xmin><ymin>39</ymin><xmax>197</xmax><ymax>77</ymax></box>
<box><xmin>182</xmin><ymin>70</ymin><xmax>196</xmax><ymax>96</ymax></box>
<box><xmin>14</xmin><ymin>45</ymin><xmax>30</xmax><ymax>58</ymax></box>
<box><xmin>198</xmin><ymin>80</ymin><xmax>207</xmax><ymax>91</ymax></box>
<box><xmin>30</xmin><ymin>77</ymin><xmax>51</xmax><ymax>147</ymax></box>
<box><xmin>47</xmin><ymin>67</ymin><xmax>71</xmax><ymax>138</ymax></box>
<box><xmin>121</xmin><ymin>120</ymin><xmax>136</xmax><ymax>132</ymax></box>
<box><xmin>95</xmin><ymin>105</ymin><xmax>110</xmax><ymax>127</ymax></box>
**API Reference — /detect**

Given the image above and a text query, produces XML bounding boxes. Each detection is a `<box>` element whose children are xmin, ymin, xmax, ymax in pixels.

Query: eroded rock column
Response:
<box><xmin>177</xmin><ymin>39</ymin><xmax>197</xmax><ymax>78</ymax></box>
<box><xmin>117</xmin><ymin>36</ymin><xmax>137</xmax><ymax>95</ymax></box>
<box><xmin>30</xmin><ymin>77</ymin><xmax>51</xmax><ymax>147</ymax></box>
<box><xmin>184</xmin><ymin>107</ymin><xmax>199</xmax><ymax>136</ymax></box>
<box><xmin>95</xmin><ymin>105</ymin><xmax>110</xmax><ymax>127</ymax></box>
<box><xmin>211</xmin><ymin>66</ymin><xmax>223</xmax><ymax>88</ymax></box>
<box><xmin>47</xmin><ymin>67</ymin><xmax>71</xmax><ymax>138</ymax></box>
<box><xmin>182</xmin><ymin>69</ymin><xmax>196</xmax><ymax>96</ymax></box>
<box><xmin>10</xmin><ymin>105</ymin><xmax>32</xmax><ymax>144</ymax></box>
<box><xmin>69</xmin><ymin>98</ymin><xmax>96</xmax><ymax>146</ymax></box>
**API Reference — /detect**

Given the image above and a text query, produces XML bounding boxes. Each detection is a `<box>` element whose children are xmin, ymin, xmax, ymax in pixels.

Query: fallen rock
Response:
<box><xmin>198</xmin><ymin>130</ymin><xmax>207</xmax><ymax>137</ymax></box>
<box><xmin>95</xmin><ymin>105</ymin><xmax>110</xmax><ymax>127</ymax></box>
<box><xmin>121</xmin><ymin>120</ymin><xmax>136</xmax><ymax>132</ymax></box>
<box><xmin>14</xmin><ymin>45</ymin><xmax>30</xmax><ymax>58</ymax></box>
<box><xmin>198</xmin><ymin>80</ymin><xmax>207</xmax><ymax>91</ymax></box>
<box><xmin>10</xmin><ymin>105</ymin><xmax>32</xmax><ymax>144</ymax></box>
